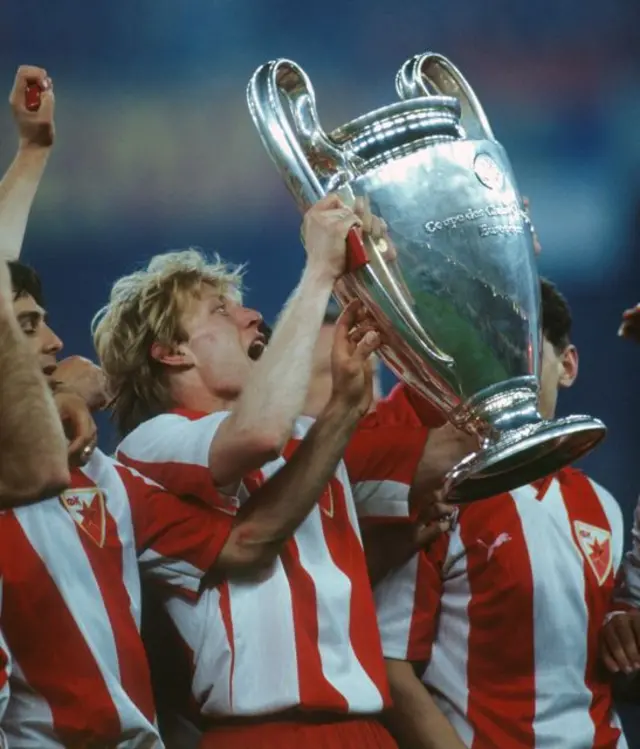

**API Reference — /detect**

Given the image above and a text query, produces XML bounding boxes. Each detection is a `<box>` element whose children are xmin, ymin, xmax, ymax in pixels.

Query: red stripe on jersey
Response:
<box><xmin>116</xmin><ymin>452</ymin><xmax>226</xmax><ymax>513</ymax></box>
<box><xmin>558</xmin><ymin>470</ymin><xmax>621</xmax><ymax>748</ymax></box>
<box><xmin>0</xmin><ymin>513</ymin><xmax>122</xmax><ymax>744</ymax></box>
<box><xmin>459</xmin><ymin>496</ymin><xmax>536</xmax><ymax>749</ymax></box>
<box><xmin>218</xmin><ymin>583</ymin><xmax>236</xmax><ymax>709</ymax></box>
<box><xmin>280</xmin><ymin>536</ymin><xmax>349</xmax><ymax>709</ymax></box>
<box><xmin>344</xmin><ymin>425</ymin><xmax>425</xmax><ymax>486</ymax></box>
<box><xmin>319</xmin><ymin>477</ymin><xmax>390</xmax><ymax>706</ymax></box>
<box><xmin>70</xmin><ymin>470</ymin><xmax>156</xmax><ymax>722</ymax></box>
<box><xmin>407</xmin><ymin>535</ymin><xmax>450</xmax><ymax>663</ymax></box>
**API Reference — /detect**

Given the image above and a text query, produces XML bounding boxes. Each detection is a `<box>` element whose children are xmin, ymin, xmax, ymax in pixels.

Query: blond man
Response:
<box><xmin>93</xmin><ymin>195</ymin><xmax>412</xmax><ymax>749</ymax></box>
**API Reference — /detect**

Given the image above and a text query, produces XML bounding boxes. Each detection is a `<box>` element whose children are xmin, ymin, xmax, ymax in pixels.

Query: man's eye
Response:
<box><xmin>20</xmin><ymin>322</ymin><xmax>36</xmax><ymax>335</ymax></box>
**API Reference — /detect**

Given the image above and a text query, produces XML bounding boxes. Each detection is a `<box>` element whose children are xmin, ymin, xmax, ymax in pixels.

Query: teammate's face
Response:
<box><xmin>179</xmin><ymin>285</ymin><xmax>264</xmax><ymax>399</ymax></box>
<box><xmin>13</xmin><ymin>293</ymin><xmax>63</xmax><ymax>377</ymax></box>
<box><xmin>538</xmin><ymin>336</ymin><xmax>578</xmax><ymax>420</ymax></box>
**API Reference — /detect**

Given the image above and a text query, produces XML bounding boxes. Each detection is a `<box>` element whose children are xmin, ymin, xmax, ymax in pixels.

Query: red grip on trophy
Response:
<box><xmin>345</xmin><ymin>227</ymin><xmax>369</xmax><ymax>273</ymax></box>
<box><xmin>25</xmin><ymin>83</ymin><xmax>43</xmax><ymax>112</ymax></box>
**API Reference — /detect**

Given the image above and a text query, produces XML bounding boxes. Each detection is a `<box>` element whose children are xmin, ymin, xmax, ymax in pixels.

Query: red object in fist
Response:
<box><xmin>345</xmin><ymin>228</ymin><xmax>369</xmax><ymax>272</ymax></box>
<box><xmin>25</xmin><ymin>83</ymin><xmax>42</xmax><ymax>112</ymax></box>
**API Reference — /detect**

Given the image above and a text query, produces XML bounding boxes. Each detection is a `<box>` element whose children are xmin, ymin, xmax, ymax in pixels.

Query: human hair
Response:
<box><xmin>540</xmin><ymin>277</ymin><xmax>572</xmax><ymax>352</ymax></box>
<box><xmin>92</xmin><ymin>248</ymin><xmax>244</xmax><ymax>436</ymax></box>
<box><xmin>8</xmin><ymin>262</ymin><xmax>44</xmax><ymax>307</ymax></box>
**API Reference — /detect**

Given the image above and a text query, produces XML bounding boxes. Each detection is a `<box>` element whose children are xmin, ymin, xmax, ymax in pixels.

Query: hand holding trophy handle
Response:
<box><xmin>396</xmin><ymin>52</ymin><xmax>494</xmax><ymax>142</ymax></box>
<box><xmin>247</xmin><ymin>59</ymin><xmax>369</xmax><ymax>271</ymax></box>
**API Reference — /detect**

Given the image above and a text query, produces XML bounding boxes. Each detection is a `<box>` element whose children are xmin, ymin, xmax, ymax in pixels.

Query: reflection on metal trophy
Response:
<box><xmin>246</xmin><ymin>52</ymin><xmax>606</xmax><ymax>502</ymax></box>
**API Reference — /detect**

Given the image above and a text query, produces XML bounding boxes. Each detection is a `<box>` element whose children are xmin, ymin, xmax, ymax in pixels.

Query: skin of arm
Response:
<box><xmin>0</xmin><ymin>65</ymin><xmax>55</xmax><ymax>263</ymax></box>
<box><xmin>0</xmin><ymin>263</ymin><xmax>70</xmax><ymax>506</ymax></box>
<box><xmin>385</xmin><ymin>659</ymin><xmax>466</xmax><ymax>749</ymax></box>
<box><xmin>209</xmin><ymin>194</ymin><xmax>363</xmax><ymax>487</ymax></box>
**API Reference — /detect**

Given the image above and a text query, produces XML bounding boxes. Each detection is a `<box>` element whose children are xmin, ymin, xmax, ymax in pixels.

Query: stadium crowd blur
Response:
<box><xmin>1</xmin><ymin>1</ymin><xmax>640</xmax><ymax>747</ymax></box>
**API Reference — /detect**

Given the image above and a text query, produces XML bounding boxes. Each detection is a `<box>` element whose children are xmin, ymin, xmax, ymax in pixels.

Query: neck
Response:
<box><xmin>170</xmin><ymin>377</ymin><xmax>236</xmax><ymax>415</ymax></box>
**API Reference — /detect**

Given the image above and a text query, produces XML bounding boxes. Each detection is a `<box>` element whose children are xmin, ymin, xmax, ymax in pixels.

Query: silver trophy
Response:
<box><xmin>247</xmin><ymin>52</ymin><xmax>606</xmax><ymax>502</ymax></box>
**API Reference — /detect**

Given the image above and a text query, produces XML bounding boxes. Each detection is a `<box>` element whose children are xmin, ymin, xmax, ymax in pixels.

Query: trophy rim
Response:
<box><xmin>446</xmin><ymin>415</ymin><xmax>607</xmax><ymax>503</ymax></box>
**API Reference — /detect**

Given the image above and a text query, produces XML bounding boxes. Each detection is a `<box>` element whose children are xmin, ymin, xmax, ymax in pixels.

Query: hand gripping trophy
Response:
<box><xmin>247</xmin><ymin>52</ymin><xmax>605</xmax><ymax>501</ymax></box>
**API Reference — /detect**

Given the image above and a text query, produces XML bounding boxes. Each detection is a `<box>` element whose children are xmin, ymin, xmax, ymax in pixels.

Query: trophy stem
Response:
<box><xmin>452</xmin><ymin>377</ymin><xmax>540</xmax><ymax>442</ymax></box>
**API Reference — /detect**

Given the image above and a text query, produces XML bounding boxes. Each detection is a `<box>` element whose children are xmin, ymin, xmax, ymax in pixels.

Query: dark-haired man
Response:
<box><xmin>375</xmin><ymin>279</ymin><xmax>628</xmax><ymax>749</ymax></box>
<box><xmin>0</xmin><ymin>258</ymin><xmax>71</xmax><ymax>507</ymax></box>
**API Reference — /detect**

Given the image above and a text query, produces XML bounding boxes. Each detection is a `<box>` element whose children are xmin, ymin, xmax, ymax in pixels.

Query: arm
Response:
<box><xmin>0</xmin><ymin>262</ymin><xmax>69</xmax><ymax>506</ymax></box>
<box><xmin>0</xmin><ymin>66</ymin><xmax>55</xmax><ymax>262</ymax></box>
<box><xmin>385</xmin><ymin>659</ymin><xmax>465</xmax><ymax>749</ymax></box>
<box><xmin>209</xmin><ymin>194</ymin><xmax>363</xmax><ymax>486</ymax></box>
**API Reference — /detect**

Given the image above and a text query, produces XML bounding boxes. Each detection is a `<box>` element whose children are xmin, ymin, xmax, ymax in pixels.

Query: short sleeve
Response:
<box><xmin>344</xmin><ymin>419</ymin><xmax>428</xmax><ymax>522</ymax></box>
<box><xmin>117</xmin><ymin>410</ymin><xmax>237</xmax><ymax>515</ymax></box>
<box><xmin>374</xmin><ymin>535</ymin><xmax>448</xmax><ymax>663</ymax></box>
<box><xmin>115</xmin><ymin>463</ymin><xmax>233</xmax><ymax>598</ymax></box>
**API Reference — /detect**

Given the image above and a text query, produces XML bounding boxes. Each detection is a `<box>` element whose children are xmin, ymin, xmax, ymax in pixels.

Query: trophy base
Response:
<box><xmin>445</xmin><ymin>415</ymin><xmax>606</xmax><ymax>503</ymax></box>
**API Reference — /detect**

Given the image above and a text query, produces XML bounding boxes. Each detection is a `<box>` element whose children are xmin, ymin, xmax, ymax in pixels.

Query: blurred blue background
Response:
<box><xmin>1</xmin><ymin>0</ymin><xmax>639</xmax><ymax>738</ymax></box>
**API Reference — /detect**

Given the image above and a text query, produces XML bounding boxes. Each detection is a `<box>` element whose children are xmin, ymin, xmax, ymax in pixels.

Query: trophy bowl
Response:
<box><xmin>246</xmin><ymin>53</ymin><xmax>605</xmax><ymax>502</ymax></box>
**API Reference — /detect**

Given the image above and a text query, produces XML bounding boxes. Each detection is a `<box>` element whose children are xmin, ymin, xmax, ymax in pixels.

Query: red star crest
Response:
<box><xmin>573</xmin><ymin>520</ymin><xmax>612</xmax><ymax>586</ymax></box>
<box><xmin>60</xmin><ymin>489</ymin><xmax>107</xmax><ymax>548</ymax></box>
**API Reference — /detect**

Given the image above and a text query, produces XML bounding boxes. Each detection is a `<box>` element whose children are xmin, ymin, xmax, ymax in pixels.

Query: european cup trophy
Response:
<box><xmin>247</xmin><ymin>52</ymin><xmax>606</xmax><ymax>502</ymax></box>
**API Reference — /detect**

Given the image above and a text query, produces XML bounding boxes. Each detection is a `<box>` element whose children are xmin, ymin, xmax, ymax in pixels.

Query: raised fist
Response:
<box><xmin>9</xmin><ymin>65</ymin><xmax>55</xmax><ymax>149</ymax></box>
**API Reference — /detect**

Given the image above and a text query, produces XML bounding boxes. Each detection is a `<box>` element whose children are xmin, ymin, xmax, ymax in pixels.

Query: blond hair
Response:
<box><xmin>93</xmin><ymin>248</ymin><xmax>243</xmax><ymax>436</ymax></box>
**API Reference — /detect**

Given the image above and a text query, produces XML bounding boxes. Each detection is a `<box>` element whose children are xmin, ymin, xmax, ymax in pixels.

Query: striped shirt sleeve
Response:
<box><xmin>115</xmin><ymin>464</ymin><xmax>233</xmax><ymax>599</ymax></box>
<box><xmin>374</xmin><ymin>534</ymin><xmax>449</xmax><ymax>662</ymax></box>
<box><xmin>344</xmin><ymin>421</ymin><xmax>428</xmax><ymax>522</ymax></box>
<box><xmin>116</xmin><ymin>410</ymin><xmax>239</xmax><ymax>516</ymax></box>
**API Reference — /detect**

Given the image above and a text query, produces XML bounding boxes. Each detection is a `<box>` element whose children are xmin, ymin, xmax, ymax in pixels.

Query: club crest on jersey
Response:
<box><xmin>60</xmin><ymin>489</ymin><xmax>106</xmax><ymax>548</ymax></box>
<box><xmin>574</xmin><ymin>520</ymin><xmax>612</xmax><ymax>586</ymax></box>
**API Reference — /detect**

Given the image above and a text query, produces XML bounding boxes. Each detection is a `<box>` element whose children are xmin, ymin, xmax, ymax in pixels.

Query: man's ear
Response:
<box><xmin>150</xmin><ymin>341</ymin><xmax>195</xmax><ymax>369</ymax></box>
<box><xmin>559</xmin><ymin>344</ymin><xmax>578</xmax><ymax>388</ymax></box>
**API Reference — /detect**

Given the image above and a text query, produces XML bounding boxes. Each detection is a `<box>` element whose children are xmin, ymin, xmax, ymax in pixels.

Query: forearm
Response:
<box><xmin>385</xmin><ymin>660</ymin><xmax>465</xmax><ymax>749</ymax></box>
<box><xmin>0</xmin><ymin>298</ymin><xmax>69</xmax><ymax>505</ymax></box>
<box><xmin>219</xmin><ymin>396</ymin><xmax>358</xmax><ymax>574</ymax></box>
<box><xmin>229</xmin><ymin>265</ymin><xmax>332</xmax><ymax>440</ymax></box>
<box><xmin>211</xmin><ymin>265</ymin><xmax>334</xmax><ymax>483</ymax></box>
<box><xmin>0</xmin><ymin>144</ymin><xmax>50</xmax><ymax>262</ymax></box>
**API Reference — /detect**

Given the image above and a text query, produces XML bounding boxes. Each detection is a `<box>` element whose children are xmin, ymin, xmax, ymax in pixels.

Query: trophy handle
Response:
<box><xmin>247</xmin><ymin>58</ymin><xmax>369</xmax><ymax>270</ymax></box>
<box><xmin>395</xmin><ymin>53</ymin><xmax>494</xmax><ymax>142</ymax></box>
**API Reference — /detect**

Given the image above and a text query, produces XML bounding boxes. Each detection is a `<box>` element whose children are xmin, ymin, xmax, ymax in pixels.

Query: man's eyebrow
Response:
<box><xmin>16</xmin><ymin>309</ymin><xmax>45</xmax><ymax>322</ymax></box>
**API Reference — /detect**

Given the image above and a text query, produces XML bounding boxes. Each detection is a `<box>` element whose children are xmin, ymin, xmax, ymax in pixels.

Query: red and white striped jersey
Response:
<box><xmin>0</xmin><ymin>448</ymin><xmax>232</xmax><ymax>748</ymax></box>
<box><xmin>117</xmin><ymin>409</ymin><xmax>391</xmax><ymax>718</ymax></box>
<box><xmin>376</xmin><ymin>469</ymin><xmax>627</xmax><ymax>749</ymax></box>
<box><xmin>345</xmin><ymin>383</ymin><xmax>431</xmax><ymax>523</ymax></box>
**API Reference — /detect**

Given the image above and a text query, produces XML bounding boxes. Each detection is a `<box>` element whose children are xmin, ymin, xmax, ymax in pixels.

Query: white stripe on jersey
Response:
<box><xmin>138</xmin><ymin>548</ymin><xmax>205</xmax><ymax>597</ymax></box>
<box><xmin>512</xmin><ymin>484</ymin><xmax>595</xmax><ymax>747</ymax></box>
<box><xmin>352</xmin><ymin>480</ymin><xmax>411</xmax><ymax>518</ymax></box>
<box><xmin>426</xmin><ymin>524</ymin><xmax>474</xmax><ymax>748</ymax></box>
